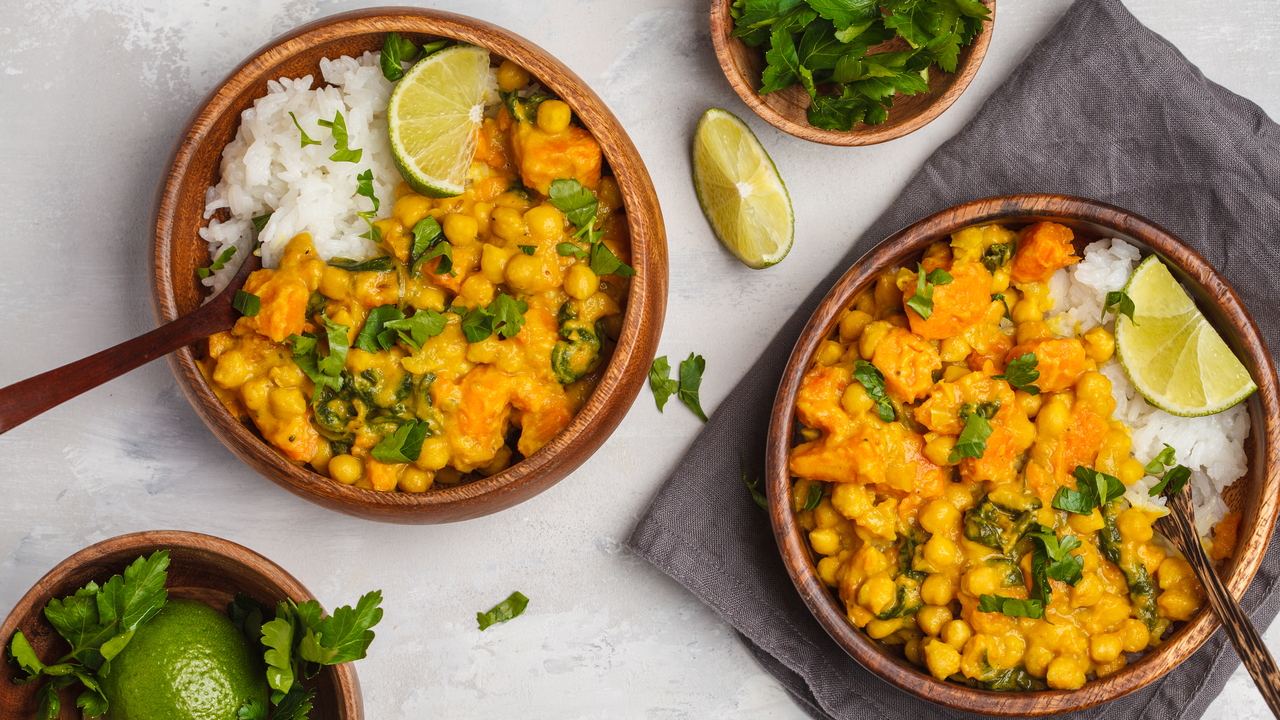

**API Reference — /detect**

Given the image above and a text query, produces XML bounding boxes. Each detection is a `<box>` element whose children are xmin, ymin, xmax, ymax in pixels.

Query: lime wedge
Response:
<box><xmin>1115</xmin><ymin>254</ymin><xmax>1256</xmax><ymax>416</ymax></box>
<box><xmin>388</xmin><ymin>44</ymin><xmax>492</xmax><ymax>198</ymax></box>
<box><xmin>692</xmin><ymin>108</ymin><xmax>793</xmax><ymax>269</ymax></box>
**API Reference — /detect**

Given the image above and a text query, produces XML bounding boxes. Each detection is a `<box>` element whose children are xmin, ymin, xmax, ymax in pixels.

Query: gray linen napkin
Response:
<box><xmin>627</xmin><ymin>0</ymin><xmax>1280</xmax><ymax>718</ymax></box>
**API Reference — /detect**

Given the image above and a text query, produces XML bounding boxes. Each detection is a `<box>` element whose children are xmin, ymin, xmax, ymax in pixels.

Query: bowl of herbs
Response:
<box><xmin>711</xmin><ymin>0</ymin><xmax>996</xmax><ymax>145</ymax></box>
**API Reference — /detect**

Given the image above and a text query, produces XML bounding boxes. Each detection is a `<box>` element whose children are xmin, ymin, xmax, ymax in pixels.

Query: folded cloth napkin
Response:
<box><xmin>627</xmin><ymin>0</ymin><xmax>1280</xmax><ymax>717</ymax></box>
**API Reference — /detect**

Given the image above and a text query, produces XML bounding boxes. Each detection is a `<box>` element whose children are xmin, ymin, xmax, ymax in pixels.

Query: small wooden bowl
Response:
<box><xmin>710</xmin><ymin>0</ymin><xmax>996</xmax><ymax>146</ymax></box>
<box><xmin>149</xmin><ymin>8</ymin><xmax>668</xmax><ymax>523</ymax></box>
<box><xmin>0</xmin><ymin>531</ymin><xmax>361</xmax><ymax>719</ymax></box>
<box><xmin>766</xmin><ymin>195</ymin><xmax>1280</xmax><ymax>714</ymax></box>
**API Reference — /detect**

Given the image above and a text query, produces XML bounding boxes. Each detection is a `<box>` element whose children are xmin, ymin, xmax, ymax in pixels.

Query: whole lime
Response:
<box><xmin>100</xmin><ymin>598</ymin><xmax>268</xmax><ymax>720</ymax></box>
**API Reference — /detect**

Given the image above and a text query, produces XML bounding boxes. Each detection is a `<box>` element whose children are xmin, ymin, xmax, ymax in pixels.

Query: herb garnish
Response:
<box><xmin>316</xmin><ymin>110</ymin><xmax>363</xmax><ymax>163</ymax></box>
<box><xmin>318</xmin><ymin>317</ymin><xmax>349</xmax><ymax>377</ymax></box>
<box><xmin>408</xmin><ymin>217</ymin><xmax>454</xmax><ymax>277</ymax></box>
<box><xmin>977</xmin><ymin>594</ymin><xmax>1042</xmax><ymax>619</ymax></box>
<box><xmin>731</xmin><ymin>0</ymin><xmax>989</xmax><ymax>130</ymax></box>
<box><xmin>648</xmin><ymin>356</ymin><xmax>679</xmax><ymax>411</ymax></box>
<box><xmin>993</xmin><ymin>353</ymin><xmax>1041</xmax><ymax>395</ymax></box>
<box><xmin>948</xmin><ymin>406</ymin><xmax>992</xmax><ymax>462</ymax></box>
<box><xmin>991</xmin><ymin>293</ymin><xmax>1013</xmax><ymax>322</ymax></box>
<box><xmin>742</xmin><ymin>455</ymin><xmax>768</xmax><ymax>510</ymax></box>
<box><xmin>371</xmin><ymin>420</ymin><xmax>432</xmax><ymax>463</ymax></box>
<box><xmin>286</xmin><ymin>318</ymin><xmax>348</xmax><ymax>403</ymax></box>
<box><xmin>803</xmin><ymin>484</ymin><xmax>823</xmax><ymax>510</ymax></box>
<box><xmin>6</xmin><ymin>551</ymin><xmax>170</xmax><ymax>719</ymax></box>
<box><xmin>252</xmin><ymin>213</ymin><xmax>273</xmax><ymax>233</ymax></box>
<box><xmin>233</xmin><ymin>290</ymin><xmax>261</xmax><ymax>317</ymax></box>
<box><xmin>198</xmin><ymin>246</ymin><xmax>236</xmax><ymax>279</ymax></box>
<box><xmin>289</xmin><ymin>111</ymin><xmax>321</xmax><ymax>148</ymax></box>
<box><xmin>477</xmin><ymin>592</ymin><xmax>529</xmax><ymax>630</ymax></box>
<box><xmin>1052</xmin><ymin>466</ymin><xmax>1126</xmax><ymax>515</ymax></box>
<box><xmin>1026</xmin><ymin>525</ymin><xmax>1084</xmax><ymax>609</ymax></box>
<box><xmin>353</xmin><ymin>305</ymin><xmax>404</xmax><ymax>353</ymax></box>
<box><xmin>547</xmin><ymin>178</ymin><xmax>636</xmax><ymax>278</ymax></box>
<box><xmin>518</xmin><ymin>245</ymin><xmax>537</xmax><ymax>255</ymax></box>
<box><xmin>355</xmin><ymin>169</ymin><xmax>379</xmax><ymax>218</ymax></box>
<box><xmin>1144</xmin><ymin>443</ymin><xmax>1177</xmax><ymax>475</ymax></box>
<box><xmin>851</xmin><ymin>361</ymin><xmax>895</xmax><ymax>422</ymax></box>
<box><xmin>1101</xmin><ymin>289</ymin><xmax>1137</xmax><ymax>325</ymax></box>
<box><xmin>383</xmin><ymin>309</ymin><xmax>446</xmax><ymax>350</ymax></box>
<box><xmin>1150</xmin><ymin>464</ymin><xmax>1192</xmax><ymax>498</ymax></box>
<box><xmin>459</xmin><ymin>294</ymin><xmax>528</xmax><ymax>343</ymax></box>
<box><xmin>556</xmin><ymin>242</ymin><xmax>588</xmax><ymax>260</ymax></box>
<box><xmin>905</xmin><ymin>263</ymin><xmax>953</xmax><ymax>320</ymax></box>
<box><xmin>379</xmin><ymin>32</ymin><xmax>419</xmax><ymax>81</ymax></box>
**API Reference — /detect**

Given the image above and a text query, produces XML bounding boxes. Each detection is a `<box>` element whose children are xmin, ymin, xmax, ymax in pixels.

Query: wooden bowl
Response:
<box><xmin>710</xmin><ymin>0</ymin><xmax>996</xmax><ymax>146</ymax></box>
<box><xmin>765</xmin><ymin>194</ymin><xmax>1280</xmax><ymax>714</ymax></box>
<box><xmin>149</xmin><ymin>8</ymin><xmax>668</xmax><ymax>523</ymax></box>
<box><xmin>0</xmin><ymin>531</ymin><xmax>361</xmax><ymax>719</ymax></box>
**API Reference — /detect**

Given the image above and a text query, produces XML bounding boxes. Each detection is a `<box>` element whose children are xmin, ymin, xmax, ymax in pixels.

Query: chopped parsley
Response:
<box><xmin>232</xmin><ymin>290</ymin><xmax>261</xmax><ymax>317</ymax></box>
<box><xmin>317</xmin><ymin>110</ymin><xmax>363</xmax><ymax>163</ymax></box>
<box><xmin>978</xmin><ymin>594</ymin><xmax>1042</xmax><ymax>619</ymax></box>
<box><xmin>648</xmin><ymin>356</ymin><xmax>679</xmax><ymax>411</ymax></box>
<box><xmin>1027</xmin><ymin>525</ymin><xmax>1084</xmax><ymax>608</ymax></box>
<box><xmin>947</xmin><ymin>407</ymin><xmax>992</xmax><ymax>462</ymax></box>
<box><xmin>993</xmin><ymin>352</ymin><xmax>1041</xmax><ymax>395</ymax></box>
<box><xmin>1052</xmin><ymin>466</ymin><xmax>1126</xmax><ymax>515</ymax></box>
<box><xmin>1144</xmin><ymin>443</ymin><xmax>1178</xmax><ymax>475</ymax></box>
<box><xmin>1150</xmin><ymin>464</ymin><xmax>1192</xmax><ymax>498</ymax></box>
<box><xmin>905</xmin><ymin>264</ymin><xmax>953</xmax><ymax>320</ymax></box>
<box><xmin>371</xmin><ymin>419</ymin><xmax>431</xmax><ymax>463</ymax></box>
<box><xmin>477</xmin><ymin>591</ymin><xmax>529</xmax><ymax>630</ymax></box>
<box><xmin>518</xmin><ymin>245</ymin><xmax>536</xmax><ymax>255</ymax></box>
<box><xmin>557</xmin><ymin>242</ymin><xmax>588</xmax><ymax>260</ymax></box>
<box><xmin>547</xmin><ymin>178</ymin><xmax>636</xmax><ymax>277</ymax></box>
<box><xmin>355</xmin><ymin>169</ymin><xmax>379</xmax><ymax>220</ymax></box>
<box><xmin>352</xmin><ymin>305</ymin><xmax>405</xmax><ymax>353</ymax></box>
<box><xmin>648</xmin><ymin>352</ymin><xmax>708</xmax><ymax>421</ymax></box>
<box><xmin>288</xmin><ymin>111</ymin><xmax>320</xmax><ymax>148</ymax></box>
<box><xmin>460</xmin><ymin>294</ymin><xmax>528</xmax><ymax>342</ymax></box>
<box><xmin>198</xmin><ymin>245</ymin><xmax>236</xmax><ymax>279</ymax></box>
<box><xmin>851</xmin><ymin>360</ymin><xmax>895</xmax><ymax>422</ymax></box>
<box><xmin>803</xmin><ymin>483</ymin><xmax>823</xmax><ymax>511</ymax></box>
<box><xmin>742</xmin><ymin>456</ymin><xmax>768</xmax><ymax>510</ymax></box>
<box><xmin>379</xmin><ymin>32</ymin><xmax>420</xmax><ymax>81</ymax></box>
<box><xmin>1101</xmin><ymin>289</ymin><xmax>1137</xmax><ymax>325</ymax></box>
<box><xmin>383</xmin><ymin>309</ymin><xmax>446</xmax><ymax>350</ymax></box>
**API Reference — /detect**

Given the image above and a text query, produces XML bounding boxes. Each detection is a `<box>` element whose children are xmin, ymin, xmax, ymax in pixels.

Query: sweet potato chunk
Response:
<box><xmin>1010</xmin><ymin>221</ymin><xmax>1079</xmax><ymax>283</ymax></box>
<box><xmin>907</xmin><ymin>261</ymin><xmax>993</xmax><ymax>340</ymax></box>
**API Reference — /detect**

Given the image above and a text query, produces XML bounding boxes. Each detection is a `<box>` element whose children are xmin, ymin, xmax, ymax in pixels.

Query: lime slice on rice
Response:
<box><xmin>388</xmin><ymin>44</ymin><xmax>491</xmax><ymax>198</ymax></box>
<box><xmin>1115</xmin><ymin>254</ymin><xmax>1256</xmax><ymax>416</ymax></box>
<box><xmin>692</xmin><ymin>108</ymin><xmax>793</xmax><ymax>269</ymax></box>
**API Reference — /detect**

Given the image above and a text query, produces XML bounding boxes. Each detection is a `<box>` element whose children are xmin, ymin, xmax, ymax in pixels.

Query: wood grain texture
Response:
<box><xmin>0</xmin><ymin>248</ymin><xmax>258</xmax><ymax>436</ymax></box>
<box><xmin>0</xmin><ymin>531</ymin><xmax>361</xmax><ymax>720</ymax></box>
<box><xmin>709</xmin><ymin>0</ymin><xmax>995</xmax><ymax>146</ymax></box>
<box><xmin>149</xmin><ymin>8</ymin><xmax>668</xmax><ymax>524</ymax></box>
<box><xmin>1156</xmin><ymin>487</ymin><xmax>1280</xmax><ymax>718</ymax></box>
<box><xmin>765</xmin><ymin>194</ymin><xmax>1280</xmax><ymax>714</ymax></box>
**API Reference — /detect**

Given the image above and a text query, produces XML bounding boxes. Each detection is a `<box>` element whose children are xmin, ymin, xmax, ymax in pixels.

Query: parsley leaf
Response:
<box><xmin>233</xmin><ymin>290</ymin><xmax>261</xmax><ymax>317</ymax></box>
<box><xmin>371</xmin><ymin>420</ymin><xmax>432</xmax><ymax>463</ymax></box>
<box><xmin>678</xmin><ymin>352</ymin><xmax>709</xmax><ymax>422</ymax></box>
<box><xmin>318</xmin><ymin>317</ymin><xmax>350</xmax><ymax>377</ymax></box>
<box><xmin>977</xmin><ymin>594</ymin><xmax>1042</xmax><ymax>619</ymax></box>
<box><xmin>237</xmin><ymin>698</ymin><xmax>269</xmax><ymax>720</ymax></box>
<box><xmin>355</xmin><ymin>169</ymin><xmax>379</xmax><ymax>217</ymax></box>
<box><xmin>1150</xmin><ymin>464</ymin><xmax>1192</xmax><ymax>498</ymax></box>
<box><xmin>1027</xmin><ymin>525</ymin><xmax>1084</xmax><ymax>609</ymax></box>
<box><xmin>252</xmin><ymin>213</ymin><xmax>272</xmax><ymax>233</ymax></box>
<box><xmin>271</xmin><ymin>687</ymin><xmax>315</xmax><ymax>720</ymax></box>
<box><xmin>547</xmin><ymin>177</ymin><xmax>636</xmax><ymax>275</ymax></box>
<box><xmin>491</xmin><ymin>294</ymin><xmax>529</xmax><ymax>338</ymax></box>
<box><xmin>1052</xmin><ymin>466</ymin><xmax>1126</xmax><ymax>514</ymax></box>
<box><xmin>649</xmin><ymin>356</ymin><xmax>679</xmax><ymax>411</ymax></box>
<box><xmin>353</xmin><ymin>305</ymin><xmax>405</xmax><ymax>353</ymax></box>
<box><xmin>518</xmin><ymin>244</ymin><xmax>536</xmax><ymax>255</ymax></box>
<box><xmin>379</xmin><ymin>32</ymin><xmax>419</xmax><ymax>81</ymax></box>
<box><xmin>418</xmin><ymin>241</ymin><xmax>454</xmax><ymax>277</ymax></box>
<box><xmin>288</xmin><ymin>111</ymin><xmax>320</xmax><ymax>148</ymax></box>
<box><xmin>1144</xmin><ymin>443</ymin><xmax>1178</xmax><ymax>475</ymax></box>
<box><xmin>851</xmin><ymin>361</ymin><xmax>895</xmax><ymax>422</ymax></box>
<box><xmin>410</xmin><ymin>217</ymin><xmax>444</xmax><ymax>273</ymax></box>
<box><xmin>261</xmin><ymin>608</ymin><xmax>296</xmax><ymax>703</ymax></box>
<box><xmin>947</xmin><ymin>408</ymin><xmax>991</xmax><ymax>462</ymax></box>
<box><xmin>557</xmin><ymin>242</ymin><xmax>588</xmax><ymax>260</ymax></box>
<box><xmin>460</xmin><ymin>306</ymin><xmax>495</xmax><ymax>343</ymax></box>
<box><xmin>760</xmin><ymin>28</ymin><xmax>803</xmax><ymax>94</ymax></box>
<box><xmin>548</xmin><ymin>178</ymin><xmax>599</xmax><ymax>231</ymax></box>
<box><xmin>477</xmin><ymin>591</ymin><xmax>529</xmax><ymax>630</ymax></box>
<box><xmin>316</xmin><ymin>110</ymin><xmax>363</xmax><ymax>163</ymax></box>
<box><xmin>742</xmin><ymin>455</ymin><xmax>768</xmax><ymax>510</ymax></box>
<box><xmin>8</xmin><ymin>630</ymin><xmax>44</xmax><ymax>680</ymax></box>
<box><xmin>198</xmin><ymin>246</ymin><xmax>236</xmax><ymax>278</ymax></box>
<box><xmin>1101</xmin><ymin>289</ymin><xmax>1137</xmax><ymax>325</ymax></box>
<box><xmin>590</xmin><ymin>242</ymin><xmax>636</xmax><ymax>278</ymax></box>
<box><xmin>297</xmin><ymin>590</ymin><xmax>383</xmax><ymax>665</ymax></box>
<box><xmin>383</xmin><ymin>309</ymin><xmax>446</xmax><ymax>349</ymax></box>
<box><xmin>803</xmin><ymin>484</ymin><xmax>823</xmax><ymax>510</ymax></box>
<box><xmin>993</xmin><ymin>352</ymin><xmax>1041</xmax><ymax>395</ymax></box>
<box><xmin>905</xmin><ymin>264</ymin><xmax>953</xmax><ymax>320</ymax></box>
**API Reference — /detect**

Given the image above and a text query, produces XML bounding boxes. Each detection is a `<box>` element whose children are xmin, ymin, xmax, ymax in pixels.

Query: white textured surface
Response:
<box><xmin>1</xmin><ymin>1</ymin><xmax>1278</xmax><ymax>718</ymax></box>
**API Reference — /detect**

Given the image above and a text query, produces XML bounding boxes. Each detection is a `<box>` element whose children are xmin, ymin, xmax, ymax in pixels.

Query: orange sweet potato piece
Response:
<box><xmin>907</xmin><ymin>261</ymin><xmax>993</xmax><ymax>340</ymax></box>
<box><xmin>1005</xmin><ymin>338</ymin><xmax>1088</xmax><ymax>393</ymax></box>
<box><xmin>1010</xmin><ymin>221</ymin><xmax>1079</xmax><ymax>283</ymax></box>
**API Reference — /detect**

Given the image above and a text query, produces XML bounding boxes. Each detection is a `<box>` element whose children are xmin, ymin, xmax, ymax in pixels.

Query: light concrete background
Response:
<box><xmin>1</xmin><ymin>0</ymin><xmax>1277</xmax><ymax>718</ymax></box>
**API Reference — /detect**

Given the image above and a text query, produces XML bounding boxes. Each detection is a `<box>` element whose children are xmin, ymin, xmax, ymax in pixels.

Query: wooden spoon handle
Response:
<box><xmin>0</xmin><ymin>300</ymin><xmax>234</xmax><ymax>435</ymax></box>
<box><xmin>1162</xmin><ymin>493</ymin><xmax>1280</xmax><ymax>718</ymax></box>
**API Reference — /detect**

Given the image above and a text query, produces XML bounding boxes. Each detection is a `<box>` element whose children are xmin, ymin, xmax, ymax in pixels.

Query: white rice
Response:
<box><xmin>197</xmin><ymin>51</ymin><xmax>499</xmax><ymax>293</ymax></box>
<box><xmin>1049</xmin><ymin>239</ymin><xmax>1250</xmax><ymax>541</ymax></box>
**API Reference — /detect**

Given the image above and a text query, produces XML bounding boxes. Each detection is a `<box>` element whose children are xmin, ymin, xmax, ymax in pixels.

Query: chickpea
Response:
<box><xmin>1082</xmin><ymin>326</ymin><xmax>1116</xmax><ymax>363</ymax></box>
<box><xmin>1012</xmin><ymin>297</ymin><xmax>1042</xmax><ymax>324</ymax></box>
<box><xmin>496</xmin><ymin>59</ymin><xmax>531</xmax><ymax>91</ymax></box>
<box><xmin>269</xmin><ymin>387</ymin><xmax>307</xmax><ymax>417</ymax></box>
<box><xmin>491</xmin><ymin>206</ymin><xmax>528</xmax><ymax>242</ymax></box>
<box><xmin>886</xmin><ymin>313</ymin><xmax>909</xmax><ymax>327</ymax></box>
<box><xmin>817</xmin><ymin>556</ymin><xmax>842</xmax><ymax>586</ymax></box>
<box><xmin>268</xmin><ymin>363</ymin><xmax>306</xmax><ymax>389</ymax></box>
<box><xmin>1016</xmin><ymin>389</ymin><xmax>1042</xmax><ymax>418</ymax></box>
<box><xmin>320</xmin><ymin>265</ymin><xmax>351</xmax><ymax>299</ymax></box>
<box><xmin>943</xmin><ymin>482</ymin><xmax>977</xmax><ymax>512</ymax></box>
<box><xmin>329</xmin><ymin>454</ymin><xmax>363</xmax><ymax>485</ymax></box>
<box><xmin>923</xmin><ymin>435</ymin><xmax>957</xmax><ymax>467</ymax></box>
<box><xmin>919</xmin><ymin>499</ymin><xmax>961</xmax><ymax>536</ymax></box>
<box><xmin>505</xmin><ymin>253</ymin><xmax>558</xmax><ymax>293</ymax></box>
<box><xmin>1117</xmin><ymin>508</ymin><xmax>1155</xmax><ymax>543</ymax></box>
<box><xmin>809</xmin><ymin>528</ymin><xmax>842</xmax><ymax>556</ymax></box>
<box><xmin>536</xmin><ymin>99</ymin><xmax>573</xmax><ymax>134</ymax></box>
<box><xmin>565</xmin><ymin>264</ymin><xmax>600</xmax><ymax>300</ymax></box>
<box><xmin>921</xmin><ymin>575</ymin><xmax>954</xmax><ymax>606</ymax></box>
<box><xmin>1067</xmin><ymin>508</ymin><xmax>1106</xmax><ymax>535</ymax></box>
<box><xmin>924</xmin><ymin>639</ymin><xmax>962</xmax><ymax>680</ymax></box>
<box><xmin>1159</xmin><ymin>590</ymin><xmax>1202</xmax><ymax>621</ymax></box>
<box><xmin>524</xmin><ymin>204</ymin><xmax>566</xmax><ymax>244</ymax></box>
<box><xmin>1046</xmin><ymin>657</ymin><xmax>1086</xmax><ymax>690</ymax></box>
<box><xmin>916</xmin><ymin>605</ymin><xmax>952</xmax><ymax>636</ymax></box>
<box><xmin>991</xmin><ymin>266</ymin><xmax>1011</xmax><ymax>293</ymax></box>
<box><xmin>241</xmin><ymin>378</ymin><xmax>271</xmax><ymax>412</ymax></box>
<box><xmin>1024</xmin><ymin>645</ymin><xmax>1054</xmax><ymax>678</ymax></box>
<box><xmin>442</xmin><ymin>213</ymin><xmax>479</xmax><ymax>246</ymax></box>
<box><xmin>1037</xmin><ymin>398</ymin><xmax>1070</xmax><ymax>437</ymax></box>
<box><xmin>460</xmin><ymin>274</ymin><xmax>496</xmax><ymax>306</ymax></box>
<box><xmin>398</xmin><ymin>467</ymin><xmax>433</xmax><ymax>493</ymax></box>
<box><xmin>904</xmin><ymin>637</ymin><xmax>923</xmax><ymax>665</ymax></box>
<box><xmin>831</xmin><ymin>483</ymin><xmax>872</xmax><ymax>519</ymax></box>
<box><xmin>923</xmin><ymin>535</ymin><xmax>960</xmax><ymax>569</ymax></box>
<box><xmin>1119</xmin><ymin>457</ymin><xmax>1145</xmax><ymax>486</ymax></box>
<box><xmin>855</xmin><ymin>292</ymin><xmax>876</xmax><ymax>315</ymax></box>
<box><xmin>416</xmin><ymin>437</ymin><xmax>450</xmax><ymax>471</ymax></box>
<box><xmin>212</xmin><ymin>352</ymin><xmax>252</xmax><ymax>389</ymax></box>
<box><xmin>858</xmin><ymin>573</ymin><xmax>898</xmax><ymax>615</ymax></box>
<box><xmin>481</xmin><ymin>243</ymin><xmax>515</xmax><ymax>285</ymax></box>
<box><xmin>964</xmin><ymin>566</ymin><xmax>1002</xmax><ymax>597</ymax></box>
<box><xmin>1090</xmin><ymin>633</ymin><xmax>1122</xmax><ymax>664</ymax></box>
<box><xmin>940</xmin><ymin>619</ymin><xmax>973</xmax><ymax>651</ymax></box>
<box><xmin>1096</xmin><ymin>656</ymin><xmax>1127</xmax><ymax>678</ymax></box>
<box><xmin>1158</xmin><ymin>557</ymin><xmax>1194</xmax><ymax>588</ymax></box>
<box><xmin>839</xmin><ymin>310</ymin><xmax>873</xmax><ymax>342</ymax></box>
<box><xmin>817</xmin><ymin>340</ymin><xmax>843</xmax><ymax>366</ymax></box>
<box><xmin>1016</xmin><ymin>319</ymin><xmax>1051</xmax><ymax>345</ymax></box>
<box><xmin>939</xmin><ymin>336</ymin><xmax>971</xmax><ymax>363</ymax></box>
<box><xmin>1119</xmin><ymin>618</ymin><xmax>1150</xmax><ymax>652</ymax></box>
<box><xmin>866</xmin><ymin>618</ymin><xmax>904</xmax><ymax>640</ymax></box>
<box><xmin>393</xmin><ymin>194</ymin><xmax>432</xmax><ymax>229</ymax></box>
<box><xmin>1076</xmin><ymin>370</ymin><xmax>1113</xmax><ymax>408</ymax></box>
<box><xmin>841</xmin><ymin>383</ymin><xmax>875</xmax><ymax>416</ymax></box>
<box><xmin>597</xmin><ymin>177</ymin><xmax>623</xmax><ymax>211</ymax></box>
<box><xmin>874</xmin><ymin>274</ymin><xmax>902</xmax><ymax>311</ymax></box>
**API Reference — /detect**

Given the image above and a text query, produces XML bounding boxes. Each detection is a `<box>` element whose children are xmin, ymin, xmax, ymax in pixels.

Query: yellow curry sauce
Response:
<box><xmin>790</xmin><ymin>221</ymin><xmax>1215</xmax><ymax>691</ymax></box>
<box><xmin>200</xmin><ymin>61</ymin><xmax>629</xmax><ymax>493</ymax></box>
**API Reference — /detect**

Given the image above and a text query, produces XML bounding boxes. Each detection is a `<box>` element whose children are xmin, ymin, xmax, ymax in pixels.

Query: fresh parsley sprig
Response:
<box><xmin>289</xmin><ymin>112</ymin><xmax>320</xmax><ymax>148</ymax></box>
<box><xmin>851</xmin><ymin>360</ymin><xmax>895</xmax><ymax>422</ymax></box>
<box><xmin>648</xmin><ymin>356</ymin><xmax>679</xmax><ymax>411</ymax></box>
<box><xmin>458</xmin><ymin>294</ymin><xmax>528</xmax><ymax>342</ymax></box>
<box><xmin>1147</xmin><ymin>445</ymin><xmax>1192</xmax><ymax>498</ymax></box>
<box><xmin>233</xmin><ymin>290</ymin><xmax>261</xmax><ymax>317</ymax></box>
<box><xmin>1027</xmin><ymin>525</ymin><xmax>1084</xmax><ymax>610</ymax></box>
<box><xmin>1144</xmin><ymin>444</ymin><xmax>1178</xmax><ymax>475</ymax></box>
<box><xmin>947</xmin><ymin>405</ymin><xmax>992</xmax><ymax>463</ymax></box>
<box><xmin>993</xmin><ymin>353</ymin><xmax>1041</xmax><ymax>395</ymax></box>
<box><xmin>198</xmin><ymin>246</ymin><xmax>236</xmax><ymax>279</ymax></box>
<box><xmin>905</xmin><ymin>263</ymin><xmax>953</xmax><ymax>320</ymax></box>
<box><xmin>316</xmin><ymin>111</ymin><xmax>363</xmax><ymax>164</ymax></box>
<box><xmin>1052</xmin><ymin>466</ymin><xmax>1126</xmax><ymax>515</ymax></box>
<box><xmin>742</xmin><ymin>455</ymin><xmax>768</xmax><ymax>510</ymax></box>
<box><xmin>977</xmin><ymin>594</ymin><xmax>1042</xmax><ymax>619</ymax></box>
<box><xmin>548</xmin><ymin>178</ymin><xmax>636</xmax><ymax>278</ymax></box>
<box><xmin>477</xmin><ymin>592</ymin><xmax>529</xmax><ymax>630</ymax></box>
<box><xmin>1101</xmin><ymin>289</ymin><xmax>1137</xmax><ymax>325</ymax></box>
<box><xmin>371</xmin><ymin>420</ymin><xmax>432</xmax><ymax>464</ymax></box>
<box><xmin>286</xmin><ymin>317</ymin><xmax>349</xmax><ymax>403</ymax></box>
<box><xmin>648</xmin><ymin>353</ymin><xmax>709</xmax><ymax>421</ymax></box>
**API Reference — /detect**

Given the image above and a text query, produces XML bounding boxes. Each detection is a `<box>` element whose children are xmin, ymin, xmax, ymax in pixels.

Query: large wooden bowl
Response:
<box><xmin>150</xmin><ymin>8</ymin><xmax>667</xmax><ymax>523</ymax></box>
<box><xmin>710</xmin><ymin>0</ymin><xmax>996</xmax><ymax>146</ymax></box>
<box><xmin>765</xmin><ymin>195</ymin><xmax>1280</xmax><ymax>714</ymax></box>
<box><xmin>0</xmin><ymin>531</ymin><xmax>361</xmax><ymax>719</ymax></box>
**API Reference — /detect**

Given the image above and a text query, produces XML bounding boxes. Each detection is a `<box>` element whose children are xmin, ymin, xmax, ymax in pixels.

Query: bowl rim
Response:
<box><xmin>709</xmin><ymin>0</ymin><xmax>997</xmax><ymax>146</ymax></box>
<box><xmin>764</xmin><ymin>193</ymin><xmax>1280</xmax><ymax>714</ymax></box>
<box><xmin>0</xmin><ymin>530</ymin><xmax>361</xmax><ymax>719</ymax></box>
<box><xmin>149</xmin><ymin>7</ymin><xmax>667</xmax><ymax>523</ymax></box>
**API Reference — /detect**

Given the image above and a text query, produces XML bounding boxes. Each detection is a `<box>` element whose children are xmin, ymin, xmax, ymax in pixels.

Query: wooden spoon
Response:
<box><xmin>1155</xmin><ymin>486</ymin><xmax>1280</xmax><ymax>717</ymax></box>
<box><xmin>0</xmin><ymin>250</ymin><xmax>260</xmax><ymax>434</ymax></box>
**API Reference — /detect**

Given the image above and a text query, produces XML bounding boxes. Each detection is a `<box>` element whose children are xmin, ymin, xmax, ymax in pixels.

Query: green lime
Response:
<box><xmin>692</xmin><ymin>108</ymin><xmax>793</xmax><ymax>269</ymax></box>
<box><xmin>388</xmin><ymin>44</ymin><xmax>493</xmax><ymax>198</ymax></box>
<box><xmin>1115</xmin><ymin>254</ymin><xmax>1256</xmax><ymax>416</ymax></box>
<box><xmin>101</xmin><ymin>599</ymin><xmax>267</xmax><ymax>720</ymax></box>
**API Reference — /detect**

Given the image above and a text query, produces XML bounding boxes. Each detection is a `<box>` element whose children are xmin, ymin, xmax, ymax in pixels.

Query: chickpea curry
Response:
<box><xmin>201</xmin><ymin>60</ymin><xmax>631</xmax><ymax>493</ymax></box>
<box><xmin>790</xmin><ymin>221</ymin><xmax>1210</xmax><ymax>692</ymax></box>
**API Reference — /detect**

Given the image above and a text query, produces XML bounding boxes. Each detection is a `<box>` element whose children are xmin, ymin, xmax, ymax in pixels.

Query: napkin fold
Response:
<box><xmin>627</xmin><ymin>0</ymin><xmax>1280</xmax><ymax>718</ymax></box>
